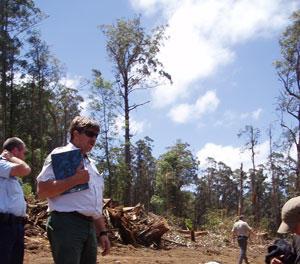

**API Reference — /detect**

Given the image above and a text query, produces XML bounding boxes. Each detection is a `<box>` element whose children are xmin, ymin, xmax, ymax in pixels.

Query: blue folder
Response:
<box><xmin>51</xmin><ymin>149</ymin><xmax>89</xmax><ymax>194</ymax></box>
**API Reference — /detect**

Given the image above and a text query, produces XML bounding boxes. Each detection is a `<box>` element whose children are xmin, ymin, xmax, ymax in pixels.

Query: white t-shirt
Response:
<box><xmin>232</xmin><ymin>220</ymin><xmax>252</xmax><ymax>237</ymax></box>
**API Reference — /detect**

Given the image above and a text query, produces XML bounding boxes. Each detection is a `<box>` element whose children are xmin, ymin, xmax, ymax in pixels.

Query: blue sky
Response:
<box><xmin>34</xmin><ymin>0</ymin><xmax>300</xmax><ymax>171</ymax></box>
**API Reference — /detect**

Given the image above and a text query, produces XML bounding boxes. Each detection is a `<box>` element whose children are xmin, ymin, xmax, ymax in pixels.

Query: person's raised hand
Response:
<box><xmin>1</xmin><ymin>150</ymin><xmax>14</xmax><ymax>160</ymax></box>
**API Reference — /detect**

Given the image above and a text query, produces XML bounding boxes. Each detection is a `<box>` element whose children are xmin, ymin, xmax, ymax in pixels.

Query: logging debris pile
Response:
<box><xmin>103</xmin><ymin>199</ymin><xmax>169</xmax><ymax>247</ymax></box>
<box><xmin>24</xmin><ymin>197</ymin><xmax>170</xmax><ymax>249</ymax></box>
<box><xmin>23</xmin><ymin>197</ymin><xmax>271</xmax><ymax>254</ymax></box>
<box><xmin>24</xmin><ymin>197</ymin><xmax>48</xmax><ymax>251</ymax></box>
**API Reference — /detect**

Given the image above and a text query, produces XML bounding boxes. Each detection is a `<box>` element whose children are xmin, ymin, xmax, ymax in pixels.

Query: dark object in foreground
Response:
<box><xmin>265</xmin><ymin>238</ymin><xmax>296</xmax><ymax>264</ymax></box>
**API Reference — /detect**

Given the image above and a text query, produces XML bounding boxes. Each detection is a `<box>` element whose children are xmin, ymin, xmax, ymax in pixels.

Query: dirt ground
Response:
<box><xmin>24</xmin><ymin>198</ymin><xmax>269</xmax><ymax>263</ymax></box>
<box><xmin>24</xmin><ymin>236</ymin><xmax>268</xmax><ymax>264</ymax></box>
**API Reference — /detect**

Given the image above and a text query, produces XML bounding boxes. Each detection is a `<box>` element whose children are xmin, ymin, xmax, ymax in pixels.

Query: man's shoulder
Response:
<box><xmin>0</xmin><ymin>157</ymin><xmax>16</xmax><ymax>179</ymax></box>
<box><xmin>293</xmin><ymin>235</ymin><xmax>300</xmax><ymax>263</ymax></box>
<box><xmin>293</xmin><ymin>235</ymin><xmax>300</xmax><ymax>244</ymax></box>
<box><xmin>51</xmin><ymin>144</ymin><xmax>75</xmax><ymax>154</ymax></box>
<box><xmin>233</xmin><ymin>220</ymin><xmax>249</xmax><ymax>228</ymax></box>
<box><xmin>43</xmin><ymin>144</ymin><xmax>77</xmax><ymax>166</ymax></box>
<box><xmin>0</xmin><ymin>156</ymin><xmax>14</xmax><ymax>168</ymax></box>
<box><xmin>232</xmin><ymin>221</ymin><xmax>240</xmax><ymax>228</ymax></box>
<box><xmin>238</xmin><ymin>220</ymin><xmax>248</xmax><ymax>225</ymax></box>
<box><xmin>234</xmin><ymin>220</ymin><xmax>243</xmax><ymax>225</ymax></box>
<box><xmin>240</xmin><ymin>221</ymin><xmax>251</xmax><ymax>228</ymax></box>
<box><xmin>0</xmin><ymin>156</ymin><xmax>7</xmax><ymax>163</ymax></box>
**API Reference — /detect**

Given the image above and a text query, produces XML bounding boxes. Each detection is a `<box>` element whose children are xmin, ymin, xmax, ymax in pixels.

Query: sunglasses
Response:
<box><xmin>78</xmin><ymin>130</ymin><xmax>99</xmax><ymax>139</ymax></box>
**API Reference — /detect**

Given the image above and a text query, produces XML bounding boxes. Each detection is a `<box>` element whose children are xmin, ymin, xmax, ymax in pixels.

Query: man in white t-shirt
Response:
<box><xmin>37</xmin><ymin>116</ymin><xmax>110</xmax><ymax>264</ymax></box>
<box><xmin>232</xmin><ymin>215</ymin><xmax>254</xmax><ymax>264</ymax></box>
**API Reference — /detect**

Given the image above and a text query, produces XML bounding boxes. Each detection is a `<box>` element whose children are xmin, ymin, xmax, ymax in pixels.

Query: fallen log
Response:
<box><xmin>106</xmin><ymin>202</ymin><xmax>169</xmax><ymax>247</ymax></box>
<box><xmin>179</xmin><ymin>229</ymin><xmax>209</xmax><ymax>241</ymax></box>
<box><xmin>178</xmin><ymin>230</ymin><xmax>208</xmax><ymax>236</ymax></box>
<box><xmin>195</xmin><ymin>230</ymin><xmax>209</xmax><ymax>236</ymax></box>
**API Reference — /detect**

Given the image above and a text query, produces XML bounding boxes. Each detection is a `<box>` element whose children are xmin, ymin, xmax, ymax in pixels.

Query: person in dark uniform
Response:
<box><xmin>0</xmin><ymin>137</ymin><xmax>31</xmax><ymax>264</ymax></box>
<box><xmin>268</xmin><ymin>197</ymin><xmax>300</xmax><ymax>264</ymax></box>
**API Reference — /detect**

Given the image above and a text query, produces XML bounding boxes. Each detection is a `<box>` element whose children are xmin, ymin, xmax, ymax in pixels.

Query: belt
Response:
<box><xmin>52</xmin><ymin>211</ymin><xmax>93</xmax><ymax>222</ymax></box>
<box><xmin>238</xmin><ymin>235</ymin><xmax>248</xmax><ymax>238</ymax></box>
<box><xmin>0</xmin><ymin>212</ymin><xmax>27</xmax><ymax>225</ymax></box>
<box><xmin>71</xmin><ymin>211</ymin><xmax>93</xmax><ymax>222</ymax></box>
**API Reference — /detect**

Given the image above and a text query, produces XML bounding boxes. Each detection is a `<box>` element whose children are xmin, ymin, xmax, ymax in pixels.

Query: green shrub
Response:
<box><xmin>23</xmin><ymin>182</ymin><xmax>33</xmax><ymax>197</ymax></box>
<box><xmin>185</xmin><ymin>218</ymin><xmax>193</xmax><ymax>230</ymax></box>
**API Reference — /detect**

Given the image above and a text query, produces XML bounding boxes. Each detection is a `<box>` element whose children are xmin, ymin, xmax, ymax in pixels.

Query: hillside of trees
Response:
<box><xmin>1</xmin><ymin>1</ymin><xmax>300</xmax><ymax>235</ymax></box>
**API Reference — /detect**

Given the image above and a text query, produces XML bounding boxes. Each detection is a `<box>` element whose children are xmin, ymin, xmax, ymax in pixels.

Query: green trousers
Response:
<box><xmin>46</xmin><ymin>211</ymin><xmax>97</xmax><ymax>264</ymax></box>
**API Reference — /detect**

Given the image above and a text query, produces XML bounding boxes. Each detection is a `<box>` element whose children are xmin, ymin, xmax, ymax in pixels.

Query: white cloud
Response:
<box><xmin>131</xmin><ymin>119</ymin><xmax>146</xmax><ymax>134</ymax></box>
<box><xmin>130</xmin><ymin>0</ymin><xmax>299</xmax><ymax>107</ymax></box>
<box><xmin>59</xmin><ymin>75</ymin><xmax>82</xmax><ymax>89</ymax></box>
<box><xmin>115</xmin><ymin>115</ymin><xmax>146</xmax><ymax>136</ymax></box>
<box><xmin>252</xmin><ymin>108</ymin><xmax>262</xmax><ymax>120</ymax></box>
<box><xmin>215</xmin><ymin>108</ymin><xmax>263</xmax><ymax>126</ymax></box>
<box><xmin>79</xmin><ymin>100</ymin><xmax>89</xmax><ymax>117</ymax></box>
<box><xmin>168</xmin><ymin>90</ymin><xmax>219</xmax><ymax>123</ymax></box>
<box><xmin>129</xmin><ymin>0</ymin><xmax>175</xmax><ymax>16</ymax></box>
<box><xmin>240</xmin><ymin>113</ymin><xmax>249</xmax><ymax>120</ymax></box>
<box><xmin>58</xmin><ymin>74</ymin><xmax>87</xmax><ymax>115</ymax></box>
<box><xmin>197</xmin><ymin>140</ymin><xmax>269</xmax><ymax>171</ymax></box>
<box><xmin>168</xmin><ymin>104</ymin><xmax>193</xmax><ymax>123</ymax></box>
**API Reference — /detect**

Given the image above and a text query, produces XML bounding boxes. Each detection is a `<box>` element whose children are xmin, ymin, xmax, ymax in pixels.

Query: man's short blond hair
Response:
<box><xmin>69</xmin><ymin>116</ymin><xmax>99</xmax><ymax>141</ymax></box>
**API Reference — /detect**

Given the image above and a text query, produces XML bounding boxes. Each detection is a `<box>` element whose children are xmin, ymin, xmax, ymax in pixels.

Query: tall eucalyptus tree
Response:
<box><xmin>238</xmin><ymin>125</ymin><xmax>261</xmax><ymax>226</ymax></box>
<box><xmin>99</xmin><ymin>16</ymin><xmax>172</xmax><ymax>205</ymax></box>
<box><xmin>88</xmin><ymin>69</ymin><xmax>120</xmax><ymax>197</ymax></box>
<box><xmin>0</xmin><ymin>0</ymin><xmax>43</xmax><ymax>142</ymax></box>
<box><xmin>274</xmin><ymin>10</ymin><xmax>300</xmax><ymax>194</ymax></box>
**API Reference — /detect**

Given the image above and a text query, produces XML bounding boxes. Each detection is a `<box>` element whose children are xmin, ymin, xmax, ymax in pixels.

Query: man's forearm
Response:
<box><xmin>94</xmin><ymin>216</ymin><xmax>108</xmax><ymax>234</ymax></box>
<box><xmin>232</xmin><ymin>232</ymin><xmax>236</xmax><ymax>240</ymax></box>
<box><xmin>3</xmin><ymin>152</ymin><xmax>31</xmax><ymax>177</ymax></box>
<box><xmin>37</xmin><ymin>177</ymin><xmax>80</xmax><ymax>198</ymax></box>
<box><xmin>37</xmin><ymin>165</ymin><xmax>89</xmax><ymax>198</ymax></box>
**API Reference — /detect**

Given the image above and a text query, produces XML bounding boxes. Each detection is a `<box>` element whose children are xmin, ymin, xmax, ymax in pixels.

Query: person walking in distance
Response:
<box><xmin>37</xmin><ymin>116</ymin><xmax>110</xmax><ymax>264</ymax></box>
<box><xmin>0</xmin><ymin>137</ymin><xmax>31</xmax><ymax>264</ymax></box>
<box><xmin>232</xmin><ymin>215</ymin><xmax>254</xmax><ymax>264</ymax></box>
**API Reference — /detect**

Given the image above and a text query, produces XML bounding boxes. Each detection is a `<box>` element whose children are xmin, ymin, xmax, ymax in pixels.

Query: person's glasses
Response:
<box><xmin>78</xmin><ymin>130</ymin><xmax>99</xmax><ymax>138</ymax></box>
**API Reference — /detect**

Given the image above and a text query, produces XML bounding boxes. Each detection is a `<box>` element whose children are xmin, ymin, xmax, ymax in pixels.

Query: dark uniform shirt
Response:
<box><xmin>292</xmin><ymin>235</ymin><xmax>300</xmax><ymax>264</ymax></box>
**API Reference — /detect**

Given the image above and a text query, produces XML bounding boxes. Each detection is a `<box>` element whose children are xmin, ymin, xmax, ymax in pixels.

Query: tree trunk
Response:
<box><xmin>38</xmin><ymin>80</ymin><xmax>44</xmax><ymax>176</ymax></box>
<box><xmin>30</xmin><ymin>81</ymin><xmax>36</xmax><ymax>192</ymax></box>
<box><xmin>0</xmin><ymin>0</ymin><xmax>8</xmax><ymax>143</ymax></box>
<box><xmin>46</xmin><ymin>104</ymin><xmax>59</xmax><ymax>149</ymax></box>
<box><xmin>124</xmin><ymin>87</ymin><xmax>132</xmax><ymax>206</ymax></box>
<box><xmin>296</xmin><ymin>105</ymin><xmax>300</xmax><ymax>195</ymax></box>
<box><xmin>238</xmin><ymin>163</ymin><xmax>244</xmax><ymax>216</ymax></box>
<box><xmin>251</xmin><ymin>142</ymin><xmax>259</xmax><ymax>226</ymax></box>
<box><xmin>9</xmin><ymin>55</ymin><xmax>15</xmax><ymax>137</ymax></box>
<box><xmin>269</xmin><ymin>128</ymin><xmax>281</xmax><ymax>229</ymax></box>
<box><xmin>104</xmin><ymin>131</ymin><xmax>113</xmax><ymax>197</ymax></box>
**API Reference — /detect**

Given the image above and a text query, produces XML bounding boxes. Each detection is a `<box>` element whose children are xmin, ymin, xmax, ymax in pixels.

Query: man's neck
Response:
<box><xmin>69</xmin><ymin>141</ymin><xmax>88</xmax><ymax>158</ymax></box>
